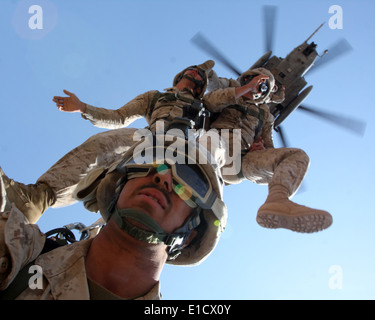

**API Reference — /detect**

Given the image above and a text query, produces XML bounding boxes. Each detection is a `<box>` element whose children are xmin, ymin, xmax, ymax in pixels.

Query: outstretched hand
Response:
<box><xmin>53</xmin><ymin>90</ymin><xmax>86</xmax><ymax>113</ymax></box>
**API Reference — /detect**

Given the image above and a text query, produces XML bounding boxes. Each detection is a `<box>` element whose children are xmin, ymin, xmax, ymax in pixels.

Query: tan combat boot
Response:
<box><xmin>256</xmin><ymin>184</ymin><xmax>332</xmax><ymax>233</ymax></box>
<box><xmin>0</xmin><ymin>167</ymin><xmax>56</xmax><ymax>224</ymax></box>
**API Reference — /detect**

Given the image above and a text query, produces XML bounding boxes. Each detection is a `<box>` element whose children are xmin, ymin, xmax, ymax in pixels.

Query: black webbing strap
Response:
<box><xmin>227</xmin><ymin>104</ymin><xmax>265</xmax><ymax>137</ymax></box>
<box><xmin>0</xmin><ymin>238</ymin><xmax>62</xmax><ymax>300</ymax></box>
<box><xmin>149</xmin><ymin>91</ymin><xmax>201</xmax><ymax>117</ymax></box>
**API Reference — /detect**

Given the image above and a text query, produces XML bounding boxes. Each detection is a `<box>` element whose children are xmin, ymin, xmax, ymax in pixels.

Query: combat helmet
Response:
<box><xmin>75</xmin><ymin>133</ymin><xmax>227</xmax><ymax>266</ymax></box>
<box><xmin>173</xmin><ymin>60</ymin><xmax>215</xmax><ymax>98</ymax></box>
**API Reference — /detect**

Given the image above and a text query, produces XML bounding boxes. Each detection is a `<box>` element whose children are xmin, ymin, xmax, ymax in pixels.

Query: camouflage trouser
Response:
<box><xmin>223</xmin><ymin>147</ymin><xmax>309</xmax><ymax>198</ymax></box>
<box><xmin>37</xmin><ymin>128</ymin><xmax>138</xmax><ymax>208</ymax></box>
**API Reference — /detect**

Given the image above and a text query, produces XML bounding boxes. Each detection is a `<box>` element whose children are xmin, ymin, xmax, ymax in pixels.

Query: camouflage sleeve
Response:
<box><xmin>207</xmin><ymin>70</ymin><xmax>239</xmax><ymax>92</ymax></box>
<box><xmin>81</xmin><ymin>90</ymin><xmax>159</xmax><ymax>129</ymax></box>
<box><xmin>0</xmin><ymin>206</ymin><xmax>45</xmax><ymax>290</ymax></box>
<box><xmin>203</xmin><ymin>87</ymin><xmax>237</xmax><ymax>113</ymax></box>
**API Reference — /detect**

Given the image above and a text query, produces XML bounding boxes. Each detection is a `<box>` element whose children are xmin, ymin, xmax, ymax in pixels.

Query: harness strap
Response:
<box><xmin>256</xmin><ymin>108</ymin><xmax>265</xmax><ymax>138</ymax></box>
<box><xmin>0</xmin><ymin>238</ymin><xmax>63</xmax><ymax>300</ymax></box>
<box><xmin>149</xmin><ymin>91</ymin><xmax>202</xmax><ymax>117</ymax></box>
<box><xmin>149</xmin><ymin>91</ymin><xmax>163</xmax><ymax>118</ymax></box>
<box><xmin>149</xmin><ymin>91</ymin><xmax>209</xmax><ymax>132</ymax></box>
<box><xmin>227</xmin><ymin>104</ymin><xmax>265</xmax><ymax>137</ymax></box>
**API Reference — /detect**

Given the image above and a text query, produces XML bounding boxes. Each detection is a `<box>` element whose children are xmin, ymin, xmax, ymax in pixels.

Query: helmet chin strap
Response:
<box><xmin>107</xmin><ymin>165</ymin><xmax>201</xmax><ymax>260</ymax></box>
<box><xmin>182</xmin><ymin>75</ymin><xmax>204</xmax><ymax>95</ymax></box>
<box><xmin>111</xmin><ymin>206</ymin><xmax>201</xmax><ymax>260</ymax></box>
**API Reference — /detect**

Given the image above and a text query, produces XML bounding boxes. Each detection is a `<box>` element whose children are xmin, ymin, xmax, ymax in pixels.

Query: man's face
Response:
<box><xmin>116</xmin><ymin>169</ymin><xmax>193</xmax><ymax>234</ymax></box>
<box><xmin>179</xmin><ymin>68</ymin><xmax>204</xmax><ymax>95</ymax></box>
<box><xmin>183</xmin><ymin>68</ymin><xmax>203</xmax><ymax>81</ymax></box>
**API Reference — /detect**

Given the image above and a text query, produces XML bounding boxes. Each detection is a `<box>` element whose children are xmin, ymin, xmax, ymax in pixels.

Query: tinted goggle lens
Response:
<box><xmin>185</xmin><ymin>67</ymin><xmax>205</xmax><ymax>79</ymax></box>
<box><xmin>173</xmin><ymin>163</ymin><xmax>209</xmax><ymax>198</ymax></box>
<box><xmin>123</xmin><ymin>161</ymin><xmax>210</xmax><ymax>207</ymax></box>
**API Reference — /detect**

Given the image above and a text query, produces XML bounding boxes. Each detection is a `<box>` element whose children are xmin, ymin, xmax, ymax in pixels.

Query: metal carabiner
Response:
<box><xmin>64</xmin><ymin>222</ymin><xmax>90</xmax><ymax>241</ymax></box>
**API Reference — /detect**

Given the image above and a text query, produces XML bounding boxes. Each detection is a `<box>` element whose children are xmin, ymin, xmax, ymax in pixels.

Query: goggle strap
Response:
<box><xmin>210</xmin><ymin>197</ymin><xmax>226</xmax><ymax>232</ymax></box>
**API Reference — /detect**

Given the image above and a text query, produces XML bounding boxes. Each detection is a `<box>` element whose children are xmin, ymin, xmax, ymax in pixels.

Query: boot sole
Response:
<box><xmin>256</xmin><ymin>212</ymin><xmax>332</xmax><ymax>233</ymax></box>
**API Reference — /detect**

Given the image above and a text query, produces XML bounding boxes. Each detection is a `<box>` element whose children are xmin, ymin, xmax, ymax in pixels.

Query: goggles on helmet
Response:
<box><xmin>115</xmin><ymin>157</ymin><xmax>217</xmax><ymax>211</ymax></box>
<box><xmin>185</xmin><ymin>67</ymin><xmax>205</xmax><ymax>81</ymax></box>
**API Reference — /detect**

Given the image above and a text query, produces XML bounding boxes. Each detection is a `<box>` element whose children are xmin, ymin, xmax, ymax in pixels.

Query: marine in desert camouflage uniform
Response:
<box><xmin>0</xmin><ymin>60</ymin><xmax>218</xmax><ymax>224</ymax></box>
<box><xmin>0</xmin><ymin>138</ymin><xmax>227</xmax><ymax>300</ymax></box>
<box><xmin>203</xmin><ymin>67</ymin><xmax>332</xmax><ymax>233</ymax></box>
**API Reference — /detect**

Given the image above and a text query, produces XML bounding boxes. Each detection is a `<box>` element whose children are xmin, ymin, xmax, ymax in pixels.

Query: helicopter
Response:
<box><xmin>191</xmin><ymin>5</ymin><xmax>366</xmax><ymax>147</ymax></box>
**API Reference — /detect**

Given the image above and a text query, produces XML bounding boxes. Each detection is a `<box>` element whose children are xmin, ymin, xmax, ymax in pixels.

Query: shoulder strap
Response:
<box><xmin>0</xmin><ymin>260</ymin><xmax>37</xmax><ymax>300</ymax></box>
<box><xmin>0</xmin><ymin>238</ymin><xmax>63</xmax><ymax>300</ymax></box>
<box><xmin>255</xmin><ymin>107</ymin><xmax>265</xmax><ymax>137</ymax></box>
<box><xmin>148</xmin><ymin>91</ymin><xmax>163</xmax><ymax>118</ymax></box>
<box><xmin>226</xmin><ymin>104</ymin><xmax>265</xmax><ymax>136</ymax></box>
<box><xmin>149</xmin><ymin>91</ymin><xmax>203</xmax><ymax>118</ymax></box>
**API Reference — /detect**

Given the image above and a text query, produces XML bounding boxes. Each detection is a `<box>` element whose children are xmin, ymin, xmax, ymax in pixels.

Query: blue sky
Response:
<box><xmin>1</xmin><ymin>0</ymin><xmax>374</xmax><ymax>299</ymax></box>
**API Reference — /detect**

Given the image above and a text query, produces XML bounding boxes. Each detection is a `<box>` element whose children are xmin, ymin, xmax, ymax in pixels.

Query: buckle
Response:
<box><xmin>163</xmin><ymin>233</ymin><xmax>184</xmax><ymax>247</ymax></box>
<box><xmin>64</xmin><ymin>222</ymin><xmax>90</xmax><ymax>241</ymax></box>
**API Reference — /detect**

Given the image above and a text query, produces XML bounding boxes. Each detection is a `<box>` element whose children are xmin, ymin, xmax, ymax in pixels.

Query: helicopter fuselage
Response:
<box><xmin>260</xmin><ymin>40</ymin><xmax>319</xmax><ymax>127</ymax></box>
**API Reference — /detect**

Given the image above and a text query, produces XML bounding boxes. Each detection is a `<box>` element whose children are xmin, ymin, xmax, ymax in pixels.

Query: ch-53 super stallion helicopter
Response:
<box><xmin>191</xmin><ymin>5</ymin><xmax>366</xmax><ymax>147</ymax></box>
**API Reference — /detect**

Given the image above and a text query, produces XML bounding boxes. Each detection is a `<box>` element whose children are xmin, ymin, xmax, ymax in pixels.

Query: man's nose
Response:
<box><xmin>152</xmin><ymin>169</ymin><xmax>173</xmax><ymax>193</ymax></box>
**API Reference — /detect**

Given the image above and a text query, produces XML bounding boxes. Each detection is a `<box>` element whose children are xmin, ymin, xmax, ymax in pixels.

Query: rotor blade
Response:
<box><xmin>191</xmin><ymin>32</ymin><xmax>242</xmax><ymax>76</ymax></box>
<box><xmin>310</xmin><ymin>38</ymin><xmax>353</xmax><ymax>73</ymax></box>
<box><xmin>263</xmin><ymin>5</ymin><xmax>278</xmax><ymax>53</ymax></box>
<box><xmin>298</xmin><ymin>104</ymin><xmax>366</xmax><ymax>136</ymax></box>
<box><xmin>275</xmin><ymin>125</ymin><xmax>289</xmax><ymax>148</ymax></box>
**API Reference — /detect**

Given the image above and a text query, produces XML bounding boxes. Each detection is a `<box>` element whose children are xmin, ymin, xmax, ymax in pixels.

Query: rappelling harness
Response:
<box><xmin>149</xmin><ymin>91</ymin><xmax>211</xmax><ymax>136</ymax></box>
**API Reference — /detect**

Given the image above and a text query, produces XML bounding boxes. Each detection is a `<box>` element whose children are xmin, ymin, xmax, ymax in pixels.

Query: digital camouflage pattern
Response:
<box><xmin>0</xmin><ymin>205</ymin><xmax>160</xmax><ymax>300</ymax></box>
<box><xmin>204</xmin><ymin>68</ymin><xmax>309</xmax><ymax>195</ymax></box>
